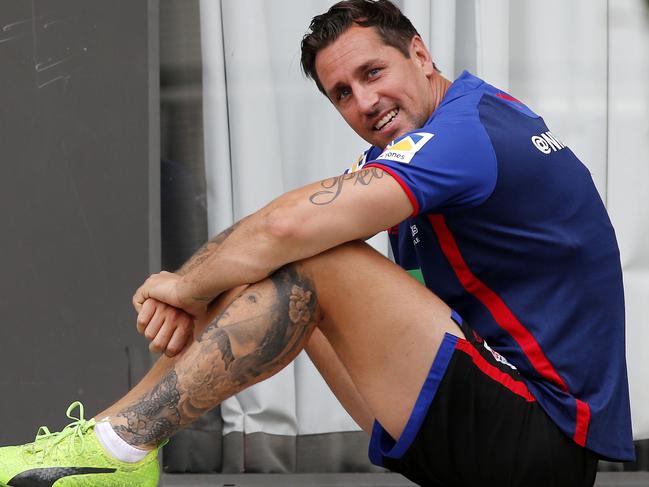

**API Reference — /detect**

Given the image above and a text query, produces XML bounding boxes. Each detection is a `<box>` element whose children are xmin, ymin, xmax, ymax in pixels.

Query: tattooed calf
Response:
<box><xmin>112</xmin><ymin>371</ymin><xmax>182</xmax><ymax>446</ymax></box>
<box><xmin>113</xmin><ymin>264</ymin><xmax>319</xmax><ymax>448</ymax></box>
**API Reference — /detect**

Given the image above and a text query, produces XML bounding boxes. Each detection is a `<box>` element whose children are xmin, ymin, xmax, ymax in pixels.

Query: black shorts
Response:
<box><xmin>368</xmin><ymin>311</ymin><xmax>599</xmax><ymax>487</ymax></box>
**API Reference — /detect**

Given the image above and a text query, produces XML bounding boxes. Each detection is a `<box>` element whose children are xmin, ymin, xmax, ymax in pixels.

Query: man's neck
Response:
<box><xmin>429</xmin><ymin>73</ymin><xmax>453</xmax><ymax>114</ymax></box>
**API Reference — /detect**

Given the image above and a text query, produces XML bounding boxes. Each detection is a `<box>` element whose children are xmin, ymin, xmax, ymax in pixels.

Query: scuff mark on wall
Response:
<box><xmin>2</xmin><ymin>17</ymin><xmax>34</xmax><ymax>32</ymax></box>
<box><xmin>35</xmin><ymin>55</ymin><xmax>72</xmax><ymax>72</ymax></box>
<box><xmin>37</xmin><ymin>74</ymin><xmax>71</xmax><ymax>89</ymax></box>
<box><xmin>43</xmin><ymin>16</ymin><xmax>79</xmax><ymax>30</ymax></box>
<box><xmin>1</xmin><ymin>16</ymin><xmax>35</xmax><ymax>44</ymax></box>
<box><xmin>29</xmin><ymin>3</ymin><xmax>91</xmax><ymax>90</ymax></box>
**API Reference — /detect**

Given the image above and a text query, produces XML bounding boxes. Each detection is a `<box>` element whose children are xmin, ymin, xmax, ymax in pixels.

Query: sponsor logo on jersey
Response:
<box><xmin>377</xmin><ymin>132</ymin><xmax>435</xmax><ymax>164</ymax></box>
<box><xmin>483</xmin><ymin>341</ymin><xmax>517</xmax><ymax>370</ymax></box>
<box><xmin>532</xmin><ymin>131</ymin><xmax>566</xmax><ymax>154</ymax></box>
<box><xmin>346</xmin><ymin>152</ymin><xmax>368</xmax><ymax>174</ymax></box>
<box><xmin>410</xmin><ymin>224</ymin><xmax>420</xmax><ymax>245</ymax></box>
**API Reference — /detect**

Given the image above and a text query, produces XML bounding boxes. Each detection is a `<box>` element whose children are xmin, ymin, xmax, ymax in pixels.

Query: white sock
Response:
<box><xmin>94</xmin><ymin>418</ymin><xmax>149</xmax><ymax>463</ymax></box>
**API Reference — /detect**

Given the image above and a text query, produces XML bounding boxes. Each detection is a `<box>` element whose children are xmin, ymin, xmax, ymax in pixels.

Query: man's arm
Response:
<box><xmin>133</xmin><ymin>167</ymin><xmax>412</xmax><ymax>318</ymax></box>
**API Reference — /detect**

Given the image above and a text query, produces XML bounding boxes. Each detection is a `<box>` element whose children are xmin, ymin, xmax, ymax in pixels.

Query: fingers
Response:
<box><xmin>143</xmin><ymin>305</ymin><xmax>165</xmax><ymax>342</ymax></box>
<box><xmin>149</xmin><ymin>317</ymin><xmax>175</xmax><ymax>354</ymax></box>
<box><xmin>136</xmin><ymin>299</ymin><xmax>157</xmax><ymax>335</ymax></box>
<box><xmin>132</xmin><ymin>272</ymin><xmax>167</xmax><ymax>313</ymax></box>
<box><xmin>132</xmin><ymin>282</ymin><xmax>150</xmax><ymax>314</ymax></box>
<box><xmin>134</xmin><ymin>271</ymin><xmax>198</xmax><ymax>318</ymax></box>
<box><xmin>164</xmin><ymin>322</ymin><xmax>193</xmax><ymax>358</ymax></box>
<box><xmin>137</xmin><ymin>299</ymin><xmax>194</xmax><ymax>357</ymax></box>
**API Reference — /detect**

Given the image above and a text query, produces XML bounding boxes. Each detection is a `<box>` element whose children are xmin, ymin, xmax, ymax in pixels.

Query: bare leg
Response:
<box><xmin>95</xmin><ymin>285</ymin><xmax>249</xmax><ymax>420</ymax></box>
<box><xmin>106</xmin><ymin>265</ymin><xmax>318</xmax><ymax>449</ymax></box>
<box><xmin>303</xmin><ymin>241</ymin><xmax>463</xmax><ymax>440</ymax></box>
<box><xmin>305</xmin><ymin>327</ymin><xmax>374</xmax><ymax>434</ymax></box>
<box><xmin>105</xmin><ymin>241</ymin><xmax>462</xmax><ymax>449</ymax></box>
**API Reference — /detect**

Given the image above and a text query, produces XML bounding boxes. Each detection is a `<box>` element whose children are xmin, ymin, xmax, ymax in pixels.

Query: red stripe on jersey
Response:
<box><xmin>496</xmin><ymin>92</ymin><xmax>522</xmax><ymax>104</ymax></box>
<box><xmin>427</xmin><ymin>214</ymin><xmax>592</xmax><ymax>443</ymax></box>
<box><xmin>574</xmin><ymin>399</ymin><xmax>591</xmax><ymax>446</ymax></box>
<box><xmin>428</xmin><ymin>214</ymin><xmax>567</xmax><ymax>389</ymax></box>
<box><xmin>364</xmin><ymin>163</ymin><xmax>419</xmax><ymax>216</ymax></box>
<box><xmin>455</xmin><ymin>339</ymin><xmax>536</xmax><ymax>402</ymax></box>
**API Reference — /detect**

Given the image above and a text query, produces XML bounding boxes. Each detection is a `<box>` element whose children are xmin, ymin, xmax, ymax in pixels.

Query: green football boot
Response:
<box><xmin>0</xmin><ymin>401</ymin><xmax>160</xmax><ymax>486</ymax></box>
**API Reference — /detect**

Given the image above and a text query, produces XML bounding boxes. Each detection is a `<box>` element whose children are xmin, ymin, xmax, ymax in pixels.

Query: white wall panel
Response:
<box><xmin>607</xmin><ymin>0</ymin><xmax>649</xmax><ymax>440</ymax></box>
<box><xmin>474</xmin><ymin>0</ymin><xmax>510</xmax><ymax>90</ymax></box>
<box><xmin>509</xmin><ymin>0</ymin><xmax>609</xmax><ymax>197</ymax></box>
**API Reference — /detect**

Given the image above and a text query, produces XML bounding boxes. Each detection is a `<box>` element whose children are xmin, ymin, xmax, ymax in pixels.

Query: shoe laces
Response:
<box><xmin>26</xmin><ymin>401</ymin><xmax>96</xmax><ymax>463</ymax></box>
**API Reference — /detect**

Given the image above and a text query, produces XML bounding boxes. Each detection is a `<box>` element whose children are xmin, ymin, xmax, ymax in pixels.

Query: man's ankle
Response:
<box><xmin>94</xmin><ymin>418</ymin><xmax>150</xmax><ymax>463</ymax></box>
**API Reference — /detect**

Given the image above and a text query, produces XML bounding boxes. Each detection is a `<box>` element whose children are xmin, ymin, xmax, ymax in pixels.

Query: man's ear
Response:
<box><xmin>410</xmin><ymin>35</ymin><xmax>436</xmax><ymax>77</ymax></box>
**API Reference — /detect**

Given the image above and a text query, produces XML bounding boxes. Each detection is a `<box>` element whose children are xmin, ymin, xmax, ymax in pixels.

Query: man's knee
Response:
<box><xmin>296</xmin><ymin>239</ymin><xmax>381</xmax><ymax>275</ymax></box>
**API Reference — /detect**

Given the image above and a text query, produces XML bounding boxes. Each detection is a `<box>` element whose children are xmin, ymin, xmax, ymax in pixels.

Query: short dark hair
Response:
<box><xmin>300</xmin><ymin>0</ymin><xmax>436</xmax><ymax>96</ymax></box>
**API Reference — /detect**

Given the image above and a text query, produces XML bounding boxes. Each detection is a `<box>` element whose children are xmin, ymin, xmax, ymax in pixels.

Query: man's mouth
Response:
<box><xmin>373</xmin><ymin>108</ymin><xmax>399</xmax><ymax>131</ymax></box>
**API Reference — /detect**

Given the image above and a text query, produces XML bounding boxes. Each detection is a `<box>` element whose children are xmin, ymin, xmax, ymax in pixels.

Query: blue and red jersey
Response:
<box><xmin>357</xmin><ymin>71</ymin><xmax>634</xmax><ymax>461</ymax></box>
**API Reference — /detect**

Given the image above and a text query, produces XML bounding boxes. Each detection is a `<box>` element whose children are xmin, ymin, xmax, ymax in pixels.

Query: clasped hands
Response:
<box><xmin>132</xmin><ymin>271</ymin><xmax>211</xmax><ymax>358</ymax></box>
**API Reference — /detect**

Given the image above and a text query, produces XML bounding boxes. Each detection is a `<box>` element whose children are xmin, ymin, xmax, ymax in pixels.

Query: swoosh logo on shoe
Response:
<box><xmin>8</xmin><ymin>467</ymin><xmax>117</xmax><ymax>486</ymax></box>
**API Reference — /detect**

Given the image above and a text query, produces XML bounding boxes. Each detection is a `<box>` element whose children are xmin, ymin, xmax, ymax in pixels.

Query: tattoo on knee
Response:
<box><xmin>251</xmin><ymin>264</ymin><xmax>318</xmax><ymax>368</ymax></box>
<box><xmin>202</xmin><ymin>264</ymin><xmax>318</xmax><ymax>384</ymax></box>
<box><xmin>214</xmin><ymin>327</ymin><xmax>235</xmax><ymax>370</ymax></box>
<box><xmin>289</xmin><ymin>285</ymin><xmax>313</xmax><ymax>325</ymax></box>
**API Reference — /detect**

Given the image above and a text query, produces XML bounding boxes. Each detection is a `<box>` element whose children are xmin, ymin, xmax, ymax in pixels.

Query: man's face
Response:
<box><xmin>315</xmin><ymin>25</ymin><xmax>436</xmax><ymax>150</ymax></box>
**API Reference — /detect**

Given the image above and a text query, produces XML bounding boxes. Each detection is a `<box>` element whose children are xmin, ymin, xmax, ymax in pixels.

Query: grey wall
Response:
<box><xmin>0</xmin><ymin>0</ymin><xmax>159</xmax><ymax>443</ymax></box>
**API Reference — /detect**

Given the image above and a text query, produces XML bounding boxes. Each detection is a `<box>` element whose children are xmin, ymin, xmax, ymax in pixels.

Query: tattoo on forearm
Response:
<box><xmin>112</xmin><ymin>264</ymin><xmax>318</xmax><ymax>447</ymax></box>
<box><xmin>177</xmin><ymin>220</ymin><xmax>243</xmax><ymax>276</ymax></box>
<box><xmin>309</xmin><ymin>168</ymin><xmax>384</xmax><ymax>206</ymax></box>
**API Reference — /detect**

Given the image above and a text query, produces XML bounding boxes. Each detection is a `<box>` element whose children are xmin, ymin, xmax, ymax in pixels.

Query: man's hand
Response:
<box><xmin>132</xmin><ymin>271</ymin><xmax>184</xmax><ymax>312</ymax></box>
<box><xmin>133</xmin><ymin>270</ymin><xmax>212</xmax><ymax>319</ymax></box>
<box><xmin>136</xmin><ymin>298</ymin><xmax>194</xmax><ymax>357</ymax></box>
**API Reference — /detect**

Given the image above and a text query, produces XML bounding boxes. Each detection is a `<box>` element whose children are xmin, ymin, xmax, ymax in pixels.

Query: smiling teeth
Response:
<box><xmin>375</xmin><ymin>109</ymin><xmax>398</xmax><ymax>130</ymax></box>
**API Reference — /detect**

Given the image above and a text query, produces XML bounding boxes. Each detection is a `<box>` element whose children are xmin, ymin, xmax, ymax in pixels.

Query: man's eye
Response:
<box><xmin>368</xmin><ymin>68</ymin><xmax>381</xmax><ymax>78</ymax></box>
<box><xmin>338</xmin><ymin>88</ymin><xmax>351</xmax><ymax>100</ymax></box>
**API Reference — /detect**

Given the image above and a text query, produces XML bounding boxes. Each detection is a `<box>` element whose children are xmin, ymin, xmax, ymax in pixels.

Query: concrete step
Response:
<box><xmin>161</xmin><ymin>471</ymin><xmax>649</xmax><ymax>486</ymax></box>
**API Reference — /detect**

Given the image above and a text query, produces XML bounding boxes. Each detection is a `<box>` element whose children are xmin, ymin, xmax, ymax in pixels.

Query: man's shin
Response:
<box><xmin>109</xmin><ymin>263</ymin><xmax>319</xmax><ymax>449</ymax></box>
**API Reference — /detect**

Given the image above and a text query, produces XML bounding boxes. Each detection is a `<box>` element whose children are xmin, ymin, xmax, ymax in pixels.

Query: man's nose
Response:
<box><xmin>355</xmin><ymin>85</ymin><xmax>379</xmax><ymax>114</ymax></box>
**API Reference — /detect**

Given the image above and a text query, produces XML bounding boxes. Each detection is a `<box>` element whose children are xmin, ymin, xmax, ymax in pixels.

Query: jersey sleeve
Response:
<box><xmin>363</xmin><ymin>120</ymin><xmax>498</xmax><ymax>216</ymax></box>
